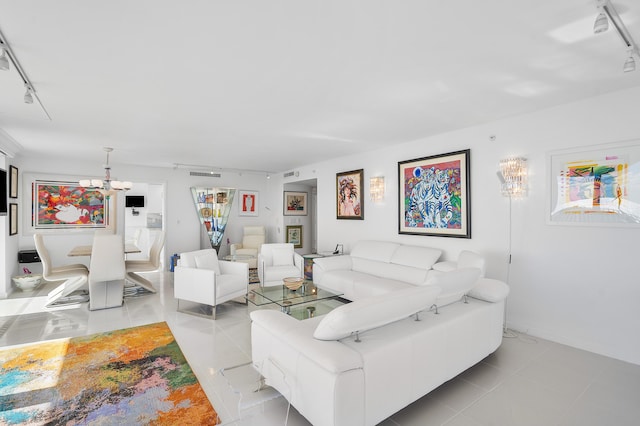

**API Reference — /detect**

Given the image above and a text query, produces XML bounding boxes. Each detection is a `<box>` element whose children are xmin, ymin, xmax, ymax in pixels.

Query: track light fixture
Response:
<box><xmin>593</xmin><ymin>0</ymin><xmax>640</xmax><ymax>73</ymax></box>
<box><xmin>24</xmin><ymin>85</ymin><xmax>33</xmax><ymax>104</ymax></box>
<box><xmin>0</xmin><ymin>27</ymin><xmax>51</xmax><ymax>119</ymax></box>
<box><xmin>594</xmin><ymin>12</ymin><xmax>609</xmax><ymax>34</ymax></box>
<box><xmin>0</xmin><ymin>47</ymin><xmax>9</xmax><ymax>71</ymax></box>
<box><xmin>623</xmin><ymin>53</ymin><xmax>636</xmax><ymax>72</ymax></box>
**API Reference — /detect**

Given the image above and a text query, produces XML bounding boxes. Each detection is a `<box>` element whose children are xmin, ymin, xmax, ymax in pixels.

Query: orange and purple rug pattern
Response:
<box><xmin>0</xmin><ymin>322</ymin><xmax>220</xmax><ymax>425</ymax></box>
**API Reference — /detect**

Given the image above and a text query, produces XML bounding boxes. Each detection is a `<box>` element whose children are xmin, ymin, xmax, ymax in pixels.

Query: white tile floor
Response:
<box><xmin>2</xmin><ymin>272</ymin><xmax>639</xmax><ymax>425</ymax></box>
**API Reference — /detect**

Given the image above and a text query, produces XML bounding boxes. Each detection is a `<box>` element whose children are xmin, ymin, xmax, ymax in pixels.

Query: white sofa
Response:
<box><xmin>251</xmin><ymin>276</ymin><xmax>509</xmax><ymax>426</ymax></box>
<box><xmin>313</xmin><ymin>240</ymin><xmax>485</xmax><ymax>301</ymax></box>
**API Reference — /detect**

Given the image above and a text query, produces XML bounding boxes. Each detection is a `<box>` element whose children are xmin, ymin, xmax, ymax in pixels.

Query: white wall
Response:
<box><xmin>291</xmin><ymin>87</ymin><xmax>640</xmax><ymax>365</ymax></box>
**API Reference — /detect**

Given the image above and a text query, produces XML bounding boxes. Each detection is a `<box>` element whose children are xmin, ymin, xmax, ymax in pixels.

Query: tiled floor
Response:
<box><xmin>2</xmin><ymin>272</ymin><xmax>639</xmax><ymax>425</ymax></box>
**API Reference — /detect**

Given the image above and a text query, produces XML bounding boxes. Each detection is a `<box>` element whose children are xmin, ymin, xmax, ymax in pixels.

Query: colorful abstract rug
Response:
<box><xmin>0</xmin><ymin>322</ymin><xmax>220</xmax><ymax>425</ymax></box>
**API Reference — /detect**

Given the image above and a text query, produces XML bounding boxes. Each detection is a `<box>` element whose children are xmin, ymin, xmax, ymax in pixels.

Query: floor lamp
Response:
<box><xmin>497</xmin><ymin>157</ymin><xmax>527</xmax><ymax>338</ymax></box>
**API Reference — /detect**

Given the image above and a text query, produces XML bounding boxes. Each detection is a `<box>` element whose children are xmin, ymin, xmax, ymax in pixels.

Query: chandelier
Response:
<box><xmin>79</xmin><ymin>147</ymin><xmax>132</xmax><ymax>193</ymax></box>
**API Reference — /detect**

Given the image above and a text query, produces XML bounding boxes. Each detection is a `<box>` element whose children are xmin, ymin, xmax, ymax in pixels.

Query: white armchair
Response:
<box><xmin>258</xmin><ymin>243</ymin><xmax>304</xmax><ymax>287</ymax></box>
<box><xmin>88</xmin><ymin>233</ymin><xmax>126</xmax><ymax>311</ymax></box>
<box><xmin>229</xmin><ymin>226</ymin><xmax>265</xmax><ymax>268</ymax></box>
<box><xmin>174</xmin><ymin>249</ymin><xmax>249</xmax><ymax>319</ymax></box>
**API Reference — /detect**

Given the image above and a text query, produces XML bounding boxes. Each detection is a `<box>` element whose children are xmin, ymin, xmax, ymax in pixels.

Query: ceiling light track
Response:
<box><xmin>0</xmin><ymin>27</ymin><xmax>52</xmax><ymax>120</ymax></box>
<box><xmin>594</xmin><ymin>0</ymin><xmax>640</xmax><ymax>72</ymax></box>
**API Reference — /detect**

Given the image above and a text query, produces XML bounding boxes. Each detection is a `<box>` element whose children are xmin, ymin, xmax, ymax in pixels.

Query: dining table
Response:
<box><xmin>67</xmin><ymin>244</ymin><xmax>141</xmax><ymax>257</ymax></box>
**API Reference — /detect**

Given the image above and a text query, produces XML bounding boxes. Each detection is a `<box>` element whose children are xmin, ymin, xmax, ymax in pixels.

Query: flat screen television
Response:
<box><xmin>125</xmin><ymin>195</ymin><xmax>145</xmax><ymax>208</ymax></box>
<box><xmin>0</xmin><ymin>168</ymin><xmax>7</xmax><ymax>216</ymax></box>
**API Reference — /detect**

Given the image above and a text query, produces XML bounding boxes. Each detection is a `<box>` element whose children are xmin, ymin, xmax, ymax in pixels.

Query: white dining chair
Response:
<box><xmin>124</xmin><ymin>231</ymin><xmax>165</xmax><ymax>294</ymax></box>
<box><xmin>88</xmin><ymin>232</ymin><xmax>126</xmax><ymax>310</ymax></box>
<box><xmin>34</xmin><ymin>234</ymin><xmax>89</xmax><ymax>308</ymax></box>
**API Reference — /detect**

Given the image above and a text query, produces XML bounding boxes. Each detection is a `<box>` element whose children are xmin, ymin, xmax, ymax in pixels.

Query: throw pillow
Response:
<box><xmin>272</xmin><ymin>248</ymin><xmax>293</xmax><ymax>266</ymax></box>
<box><xmin>313</xmin><ymin>285</ymin><xmax>441</xmax><ymax>341</ymax></box>
<box><xmin>194</xmin><ymin>253</ymin><xmax>221</xmax><ymax>275</ymax></box>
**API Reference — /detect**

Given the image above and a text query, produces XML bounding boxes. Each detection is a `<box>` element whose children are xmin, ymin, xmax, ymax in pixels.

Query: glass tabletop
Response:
<box><xmin>247</xmin><ymin>282</ymin><xmax>343</xmax><ymax>310</ymax></box>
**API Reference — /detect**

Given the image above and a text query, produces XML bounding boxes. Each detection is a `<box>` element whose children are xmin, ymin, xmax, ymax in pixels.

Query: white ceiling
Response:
<box><xmin>1</xmin><ymin>0</ymin><xmax>640</xmax><ymax>173</ymax></box>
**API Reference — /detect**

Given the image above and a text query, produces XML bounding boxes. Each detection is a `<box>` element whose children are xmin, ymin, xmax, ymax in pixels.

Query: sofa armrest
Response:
<box><xmin>174</xmin><ymin>266</ymin><xmax>216</xmax><ymax>303</ymax></box>
<box><xmin>468</xmin><ymin>278</ymin><xmax>510</xmax><ymax>302</ymax></box>
<box><xmin>251</xmin><ymin>310</ymin><xmax>362</xmax><ymax>374</ymax></box>
<box><xmin>229</xmin><ymin>243</ymin><xmax>243</xmax><ymax>255</ymax></box>
<box><xmin>294</xmin><ymin>253</ymin><xmax>304</xmax><ymax>276</ymax></box>
<box><xmin>312</xmin><ymin>255</ymin><xmax>353</xmax><ymax>284</ymax></box>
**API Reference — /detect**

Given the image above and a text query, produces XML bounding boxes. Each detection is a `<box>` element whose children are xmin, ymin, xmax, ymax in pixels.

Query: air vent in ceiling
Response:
<box><xmin>283</xmin><ymin>171</ymin><xmax>299</xmax><ymax>178</ymax></box>
<box><xmin>190</xmin><ymin>171</ymin><xmax>221</xmax><ymax>178</ymax></box>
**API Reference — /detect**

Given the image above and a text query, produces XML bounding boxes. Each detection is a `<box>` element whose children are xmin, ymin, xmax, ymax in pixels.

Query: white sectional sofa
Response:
<box><xmin>251</xmin><ymin>277</ymin><xmax>509</xmax><ymax>426</ymax></box>
<box><xmin>313</xmin><ymin>240</ymin><xmax>485</xmax><ymax>300</ymax></box>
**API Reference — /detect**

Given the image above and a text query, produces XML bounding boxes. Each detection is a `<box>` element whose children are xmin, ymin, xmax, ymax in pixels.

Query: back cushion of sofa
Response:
<box><xmin>391</xmin><ymin>245</ymin><xmax>442</xmax><ymax>270</ymax></box>
<box><xmin>350</xmin><ymin>241</ymin><xmax>400</xmax><ymax>263</ymax></box>
<box><xmin>426</xmin><ymin>267</ymin><xmax>481</xmax><ymax>306</ymax></box>
<box><xmin>314</xmin><ymin>285</ymin><xmax>442</xmax><ymax>341</ymax></box>
<box><xmin>352</xmin><ymin>258</ymin><xmax>429</xmax><ymax>286</ymax></box>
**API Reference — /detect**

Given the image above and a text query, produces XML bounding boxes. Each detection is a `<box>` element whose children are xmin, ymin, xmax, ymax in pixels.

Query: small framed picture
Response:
<box><xmin>286</xmin><ymin>225</ymin><xmax>303</xmax><ymax>248</ymax></box>
<box><xmin>238</xmin><ymin>190</ymin><xmax>259</xmax><ymax>216</ymax></box>
<box><xmin>9</xmin><ymin>165</ymin><xmax>18</xmax><ymax>199</ymax></box>
<box><xmin>337</xmin><ymin>169</ymin><xmax>364</xmax><ymax>220</ymax></box>
<box><xmin>9</xmin><ymin>203</ymin><xmax>18</xmax><ymax>235</ymax></box>
<box><xmin>283</xmin><ymin>191</ymin><xmax>308</xmax><ymax>216</ymax></box>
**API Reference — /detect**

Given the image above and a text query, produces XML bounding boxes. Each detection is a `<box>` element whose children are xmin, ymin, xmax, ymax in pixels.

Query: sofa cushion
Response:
<box><xmin>313</xmin><ymin>285</ymin><xmax>441</xmax><ymax>341</ymax></box>
<box><xmin>350</xmin><ymin>241</ymin><xmax>400</xmax><ymax>263</ymax></box>
<box><xmin>390</xmin><ymin>245</ymin><xmax>442</xmax><ymax>270</ymax></box>
<box><xmin>272</xmin><ymin>248</ymin><xmax>293</xmax><ymax>266</ymax></box>
<box><xmin>352</xmin><ymin>276</ymin><xmax>413</xmax><ymax>299</ymax></box>
<box><xmin>426</xmin><ymin>267</ymin><xmax>481</xmax><ymax>306</ymax></box>
<box><xmin>351</xmin><ymin>258</ymin><xmax>429</xmax><ymax>286</ymax></box>
<box><xmin>194</xmin><ymin>252</ymin><xmax>221</xmax><ymax>276</ymax></box>
<box><xmin>468</xmin><ymin>278</ymin><xmax>510</xmax><ymax>302</ymax></box>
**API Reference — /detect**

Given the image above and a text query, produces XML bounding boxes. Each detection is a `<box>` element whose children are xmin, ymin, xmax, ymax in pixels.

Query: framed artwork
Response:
<box><xmin>9</xmin><ymin>203</ymin><xmax>18</xmax><ymax>235</ymax></box>
<box><xmin>547</xmin><ymin>139</ymin><xmax>640</xmax><ymax>227</ymax></box>
<box><xmin>9</xmin><ymin>165</ymin><xmax>18</xmax><ymax>199</ymax></box>
<box><xmin>286</xmin><ymin>225</ymin><xmax>303</xmax><ymax>248</ymax></box>
<box><xmin>33</xmin><ymin>180</ymin><xmax>106</xmax><ymax>229</ymax></box>
<box><xmin>398</xmin><ymin>149</ymin><xmax>471</xmax><ymax>238</ymax></box>
<box><xmin>283</xmin><ymin>191</ymin><xmax>307</xmax><ymax>216</ymax></box>
<box><xmin>238</xmin><ymin>190</ymin><xmax>259</xmax><ymax>216</ymax></box>
<box><xmin>336</xmin><ymin>169</ymin><xmax>364</xmax><ymax>220</ymax></box>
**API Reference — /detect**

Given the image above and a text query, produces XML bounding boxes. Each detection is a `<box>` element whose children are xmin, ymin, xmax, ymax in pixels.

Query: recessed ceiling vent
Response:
<box><xmin>283</xmin><ymin>171</ymin><xmax>299</xmax><ymax>178</ymax></box>
<box><xmin>190</xmin><ymin>171</ymin><xmax>221</xmax><ymax>178</ymax></box>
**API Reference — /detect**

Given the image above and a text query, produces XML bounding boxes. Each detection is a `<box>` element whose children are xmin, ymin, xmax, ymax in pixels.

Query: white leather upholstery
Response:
<box><xmin>432</xmin><ymin>250</ymin><xmax>486</xmax><ymax>277</ymax></box>
<box><xmin>34</xmin><ymin>234</ymin><xmax>89</xmax><ymax>308</ymax></box>
<box><xmin>251</xmin><ymin>283</ymin><xmax>508</xmax><ymax>426</ymax></box>
<box><xmin>229</xmin><ymin>226</ymin><xmax>265</xmax><ymax>268</ymax></box>
<box><xmin>425</xmin><ymin>267</ymin><xmax>481</xmax><ymax>307</ymax></box>
<box><xmin>89</xmin><ymin>233</ymin><xmax>126</xmax><ymax>310</ymax></box>
<box><xmin>257</xmin><ymin>243</ymin><xmax>303</xmax><ymax>287</ymax></box>
<box><xmin>314</xmin><ymin>285</ymin><xmax>441</xmax><ymax>340</ymax></box>
<box><xmin>174</xmin><ymin>248</ymin><xmax>248</xmax><ymax>319</ymax></box>
<box><xmin>313</xmin><ymin>241</ymin><xmax>445</xmax><ymax>300</ymax></box>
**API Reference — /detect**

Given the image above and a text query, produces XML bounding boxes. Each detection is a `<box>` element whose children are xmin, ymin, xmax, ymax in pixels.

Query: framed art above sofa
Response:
<box><xmin>398</xmin><ymin>149</ymin><xmax>471</xmax><ymax>238</ymax></box>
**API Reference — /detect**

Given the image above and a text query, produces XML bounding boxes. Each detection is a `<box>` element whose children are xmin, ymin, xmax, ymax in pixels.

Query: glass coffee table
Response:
<box><xmin>247</xmin><ymin>281</ymin><xmax>346</xmax><ymax>320</ymax></box>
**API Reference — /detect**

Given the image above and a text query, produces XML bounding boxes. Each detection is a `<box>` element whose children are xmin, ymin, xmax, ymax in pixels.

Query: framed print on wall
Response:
<box><xmin>9</xmin><ymin>203</ymin><xmax>18</xmax><ymax>235</ymax></box>
<box><xmin>398</xmin><ymin>149</ymin><xmax>471</xmax><ymax>238</ymax></box>
<box><xmin>238</xmin><ymin>190</ymin><xmax>259</xmax><ymax>216</ymax></box>
<box><xmin>286</xmin><ymin>225</ymin><xmax>303</xmax><ymax>248</ymax></box>
<box><xmin>547</xmin><ymin>139</ymin><xmax>640</xmax><ymax>227</ymax></box>
<box><xmin>283</xmin><ymin>191</ymin><xmax>307</xmax><ymax>216</ymax></box>
<box><xmin>33</xmin><ymin>180</ymin><xmax>106</xmax><ymax>229</ymax></box>
<box><xmin>9</xmin><ymin>165</ymin><xmax>18</xmax><ymax>199</ymax></box>
<box><xmin>336</xmin><ymin>169</ymin><xmax>364</xmax><ymax>220</ymax></box>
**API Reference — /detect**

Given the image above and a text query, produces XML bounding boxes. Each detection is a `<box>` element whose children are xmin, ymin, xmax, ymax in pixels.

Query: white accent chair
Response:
<box><xmin>88</xmin><ymin>233</ymin><xmax>126</xmax><ymax>311</ymax></box>
<box><xmin>258</xmin><ymin>243</ymin><xmax>304</xmax><ymax>287</ymax></box>
<box><xmin>229</xmin><ymin>226</ymin><xmax>265</xmax><ymax>269</ymax></box>
<box><xmin>125</xmin><ymin>231</ymin><xmax>165</xmax><ymax>293</ymax></box>
<box><xmin>34</xmin><ymin>234</ymin><xmax>89</xmax><ymax>308</ymax></box>
<box><xmin>174</xmin><ymin>248</ymin><xmax>249</xmax><ymax>319</ymax></box>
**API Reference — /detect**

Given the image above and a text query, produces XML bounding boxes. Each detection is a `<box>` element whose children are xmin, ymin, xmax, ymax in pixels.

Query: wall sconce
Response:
<box><xmin>370</xmin><ymin>176</ymin><xmax>385</xmax><ymax>202</ymax></box>
<box><xmin>498</xmin><ymin>157</ymin><xmax>527</xmax><ymax>198</ymax></box>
